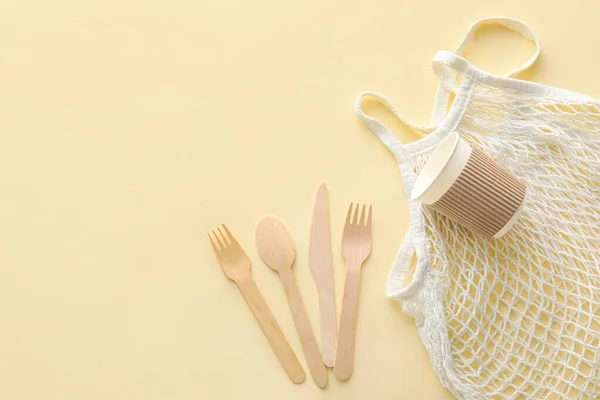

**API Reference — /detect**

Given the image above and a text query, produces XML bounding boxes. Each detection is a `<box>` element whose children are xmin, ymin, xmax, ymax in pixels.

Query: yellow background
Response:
<box><xmin>0</xmin><ymin>1</ymin><xmax>596</xmax><ymax>399</ymax></box>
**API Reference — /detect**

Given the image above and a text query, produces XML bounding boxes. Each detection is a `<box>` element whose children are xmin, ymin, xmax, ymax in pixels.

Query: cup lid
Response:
<box><xmin>411</xmin><ymin>132</ymin><xmax>461</xmax><ymax>202</ymax></box>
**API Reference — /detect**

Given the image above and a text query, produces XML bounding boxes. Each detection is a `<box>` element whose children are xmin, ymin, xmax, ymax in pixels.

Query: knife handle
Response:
<box><xmin>315</xmin><ymin>275</ymin><xmax>337</xmax><ymax>367</ymax></box>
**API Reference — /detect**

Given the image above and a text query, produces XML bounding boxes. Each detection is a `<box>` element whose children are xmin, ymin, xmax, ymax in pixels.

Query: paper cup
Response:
<box><xmin>411</xmin><ymin>132</ymin><xmax>527</xmax><ymax>238</ymax></box>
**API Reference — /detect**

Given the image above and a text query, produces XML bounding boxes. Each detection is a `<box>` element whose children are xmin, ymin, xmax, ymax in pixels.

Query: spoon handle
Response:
<box><xmin>334</xmin><ymin>258</ymin><xmax>362</xmax><ymax>380</ymax></box>
<box><xmin>280</xmin><ymin>269</ymin><xmax>328</xmax><ymax>388</ymax></box>
<box><xmin>237</xmin><ymin>276</ymin><xmax>306</xmax><ymax>384</ymax></box>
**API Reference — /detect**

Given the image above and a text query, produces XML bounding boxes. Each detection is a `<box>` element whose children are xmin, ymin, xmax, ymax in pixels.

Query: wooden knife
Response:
<box><xmin>308</xmin><ymin>182</ymin><xmax>337</xmax><ymax>367</ymax></box>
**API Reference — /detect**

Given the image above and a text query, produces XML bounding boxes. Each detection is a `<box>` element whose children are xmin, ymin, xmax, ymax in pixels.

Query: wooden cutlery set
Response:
<box><xmin>208</xmin><ymin>183</ymin><xmax>372</xmax><ymax>388</ymax></box>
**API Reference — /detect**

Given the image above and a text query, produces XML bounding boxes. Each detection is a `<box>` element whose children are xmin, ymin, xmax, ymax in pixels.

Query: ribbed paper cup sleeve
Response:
<box><xmin>429</xmin><ymin>146</ymin><xmax>527</xmax><ymax>238</ymax></box>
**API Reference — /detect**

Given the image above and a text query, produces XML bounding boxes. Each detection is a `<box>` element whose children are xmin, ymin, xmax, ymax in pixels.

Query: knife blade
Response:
<box><xmin>308</xmin><ymin>182</ymin><xmax>337</xmax><ymax>367</ymax></box>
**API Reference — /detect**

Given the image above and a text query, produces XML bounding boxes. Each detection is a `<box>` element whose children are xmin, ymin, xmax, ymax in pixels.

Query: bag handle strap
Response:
<box><xmin>354</xmin><ymin>91</ymin><xmax>437</xmax><ymax>162</ymax></box>
<box><xmin>357</xmin><ymin>18</ymin><xmax>541</xmax><ymax>155</ymax></box>
<box><xmin>430</xmin><ymin>17</ymin><xmax>541</xmax><ymax>124</ymax></box>
<box><xmin>354</xmin><ymin>92</ymin><xmax>432</xmax><ymax>303</ymax></box>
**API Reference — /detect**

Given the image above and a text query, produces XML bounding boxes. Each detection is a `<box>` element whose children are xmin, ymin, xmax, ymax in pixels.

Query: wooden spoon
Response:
<box><xmin>256</xmin><ymin>217</ymin><xmax>328</xmax><ymax>388</ymax></box>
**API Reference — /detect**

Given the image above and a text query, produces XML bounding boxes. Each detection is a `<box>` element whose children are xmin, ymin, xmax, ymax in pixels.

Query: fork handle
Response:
<box><xmin>334</xmin><ymin>258</ymin><xmax>363</xmax><ymax>380</ymax></box>
<box><xmin>237</xmin><ymin>276</ymin><xmax>306</xmax><ymax>384</ymax></box>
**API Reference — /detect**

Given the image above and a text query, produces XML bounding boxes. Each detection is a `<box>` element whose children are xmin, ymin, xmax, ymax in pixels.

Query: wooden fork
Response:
<box><xmin>208</xmin><ymin>224</ymin><xmax>306</xmax><ymax>384</ymax></box>
<box><xmin>334</xmin><ymin>204</ymin><xmax>372</xmax><ymax>380</ymax></box>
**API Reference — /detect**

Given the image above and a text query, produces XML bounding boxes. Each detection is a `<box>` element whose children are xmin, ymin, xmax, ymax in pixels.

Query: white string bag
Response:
<box><xmin>356</xmin><ymin>18</ymin><xmax>600</xmax><ymax>399</ymax></box>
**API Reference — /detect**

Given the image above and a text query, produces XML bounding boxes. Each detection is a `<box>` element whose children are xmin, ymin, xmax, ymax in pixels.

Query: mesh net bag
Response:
<box><xmin>356</xmin><ymin>18</ymin><xmax>600</xmax><ymax>399</ymax></box>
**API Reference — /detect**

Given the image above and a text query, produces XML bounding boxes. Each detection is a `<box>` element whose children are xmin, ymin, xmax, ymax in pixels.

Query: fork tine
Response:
<box><xmin>359</xmin><ymin>203</ymin><xmax>366</xmax><ymax>226</ymax></box>
<box><xmin>213</xmin><ymin>228</ymin><xmax>227</xmax><ymax>249</ymax></box>
<box><xmin>366</xmin><ymin>205</ymin><xmax>373</xmax><ymax>231</ymax></box>
<box><xmin>345</xmin><ymin>203</ymin><xmax>354</xmax><ymax>227</ymax></box>
<box><xmin>353</xmin><ymin>204</ymin><xmax>361</xmax><ymax>225</ymax></box>
<box><xmin>221</xmin><ymin>224</ymin><xmax>239</xmax><ymax>246</ymax></box>
<box><xmin>220</xmin><ymin>224</ymin><xmax>233</xmax><ymax>245</ymax></box>
<box><xmin>208</xmin><ymin>232</ymin><xmax>220</xmax><ymax>251</ymax></box>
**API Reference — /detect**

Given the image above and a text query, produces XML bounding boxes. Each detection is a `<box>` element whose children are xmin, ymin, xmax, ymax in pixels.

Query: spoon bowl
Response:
<box><xmin>255</xmin><ymin>217</ymin><xmax>296</xmax><ymax>272</ymax></box>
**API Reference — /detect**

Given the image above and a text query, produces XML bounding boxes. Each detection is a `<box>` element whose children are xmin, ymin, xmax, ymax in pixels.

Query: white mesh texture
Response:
<box><xmin>402</xmin><ymin>81</ymin><xmax>600</xmax><ymax>399</ymax></box>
